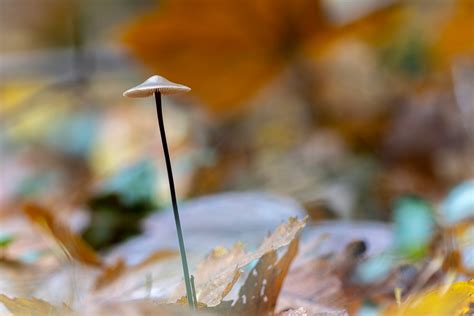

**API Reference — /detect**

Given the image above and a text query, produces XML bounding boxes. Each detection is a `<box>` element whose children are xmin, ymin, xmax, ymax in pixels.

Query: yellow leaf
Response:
<box><xmin>383</xmin><ymin>280</ymin><xmax>474</xmax><ymax>316</ymax></box>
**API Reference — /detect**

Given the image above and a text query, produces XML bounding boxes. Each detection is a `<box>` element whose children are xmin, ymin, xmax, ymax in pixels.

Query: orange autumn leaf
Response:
<box><xmin>433</xmin><ymin>0</ymin><xmax>474</xmax><ymax>67</ymax></box>
<box><xmin>122</xmin><ymin>0</ymin><xmax>401</xmax><ymax>117</ymax></box>
<box><xmin>22</xmin><ymin>203</ymin><xmax>102</xmax><ymax>267</ymax></box>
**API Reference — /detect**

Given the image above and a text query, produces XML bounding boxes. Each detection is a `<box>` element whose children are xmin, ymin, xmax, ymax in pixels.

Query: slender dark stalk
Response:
<box><xmin>154</xmin><ymin>92</ymin><xmax>194</xmax><ymax>308</ymax></box>
<box><xmin>191</xmin><ymin>275</ymin><xmax>198</xmax><ymax>306</ymax></box>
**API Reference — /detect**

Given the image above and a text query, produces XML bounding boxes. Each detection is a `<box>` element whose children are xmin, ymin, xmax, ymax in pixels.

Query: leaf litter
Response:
<box><xmin>172</xmin><ymin>217</ymin><xmax>307</xmax><ymax>307</ymax></box>
<box><xmin>1</xmin><ymin>200</ymin><xmax>472</xmax><ymax>315</ymax></box>
<box><xmin>0</xmin><ymin>211</ymin><xmax>308</xmax><ymax>315</ymax></box>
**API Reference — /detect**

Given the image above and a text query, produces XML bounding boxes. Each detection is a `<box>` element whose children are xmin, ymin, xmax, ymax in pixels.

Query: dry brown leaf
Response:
<box><xmin>0</xmin><ymin>294</ymin><xmax>70</xmax><ymax>315</ymax></box>
<box><xmin>174</xmin><ymin>217</ymin><xmax>306</xmax><ymax>307</ymax></box>
<box><xmin>93</xmin><ymin>259</ymin><xmax>126</xmax><ymax>291</ymax></box>
<box><xmin>279</xmin><ymin>258</ymin><xmax>345</xmax><ymax>312</ymax></box>
<box><xmin>22</xmin><ymin>203</ymin><xmax>102</xmax><ymax>267</ymax></box>
<box><xmin>230</xmin><ymin>237</ymin><xmax>299</xmax><ymax>315</ymax></box>
<box><xmin>276</xmin><ymin>240</ymin><xmax>369</xmax><ymax>315</ymax></box>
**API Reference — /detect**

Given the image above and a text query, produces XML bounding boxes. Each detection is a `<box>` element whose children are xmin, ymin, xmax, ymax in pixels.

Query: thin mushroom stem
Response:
<box><xmin>154</xmin><ymin>91</ymin><xmax>194</xmax><ymax>309</ymax></box>
<box><xmin>191</xmin><ymin>275</ymin><xmax>198</xmax><ymax>307</ymax></box>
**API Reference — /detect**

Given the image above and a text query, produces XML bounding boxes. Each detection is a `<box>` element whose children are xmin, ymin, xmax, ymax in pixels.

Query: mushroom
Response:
<box><xmin>124</xmin><ymin>75</ymin><xmax>195</xmax><ymax>308</ymax></box>
<box><xmin>123</xmin><ymin>75</ymin><xmax>191</xmax><ymax>97</ymax></box>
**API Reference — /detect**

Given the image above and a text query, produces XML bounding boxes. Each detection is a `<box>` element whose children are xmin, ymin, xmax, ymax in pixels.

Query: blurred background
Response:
<box><xmin>1</xmin><ymin>0</ymin><xmax>473</xmax><ymax>250</ymax></box>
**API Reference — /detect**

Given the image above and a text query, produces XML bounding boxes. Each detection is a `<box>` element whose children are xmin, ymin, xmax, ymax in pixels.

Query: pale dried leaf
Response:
<box><xmin>94</xmin><ymin>250</ymin><xmax>178</xmax><ymax>292</ymax></box>
<box><xmin>193</xmin><ymin>244</ymin><xmax>245</xmax><ymax>306</ymax></box>
<box><xmin>91</xmin><ymin>250</ymin><xmax>178</xmax><ymax>300</ymax></box>
<box><xmin>278</xmin><ymin>307</ymin><xmax>310</xmax><ymax>316</ymax></box>
<box><xmin>0</xmin><ymin>259</ymin><xmax>44</xmax><ymax>298</ymax></box>
<box><xmin>74</xmin><ymin>299</ymin><xmax>210</xmax><ymax>316</ymax></box>
<box><xmin>0</xmin><ymin>294</ymin><xmax>70</xmax><ymax>315</ymax></box>
<box><xmin>176</xmin><ymin>217</ymin><xmax>306</xmax><ymax>307</ymax></box>
<box><xmin>256</xmin><ymin>217</ymin><xmax>306</xmax><ymax>259</ymax></box>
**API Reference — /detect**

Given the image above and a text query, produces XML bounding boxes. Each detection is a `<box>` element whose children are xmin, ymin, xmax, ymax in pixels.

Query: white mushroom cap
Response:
<box><xmin>123</xmin><ymin>75</ymin><xmax>191</xmax><ymax>98</ymax></box>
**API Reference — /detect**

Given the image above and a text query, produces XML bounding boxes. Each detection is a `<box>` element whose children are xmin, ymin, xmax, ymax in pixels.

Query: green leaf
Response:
<box><xmin>0</xmin><ymin>234</ymin><xmax>14</xmax><ymax>248</ymax></box>
<box><xmin>393</xmin><ymin>196</ymin><xmax>435</xmax><ymax>260</ymax></box>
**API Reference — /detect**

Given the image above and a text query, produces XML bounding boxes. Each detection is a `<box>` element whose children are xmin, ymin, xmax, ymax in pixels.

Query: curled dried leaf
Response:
<box><xmin>175</xmin><ymin>217</ymin><xmax>306</xmax><ymax>307</ymax></box>
<box><xmin>22</xmin><ymin>203</ymin><xmax>102</xmax><ymax>267</ymax></box>
<box><xmin>231</xmin><ymin>237</ymin><xmax>299</xmax><ymax>315</ymax></box>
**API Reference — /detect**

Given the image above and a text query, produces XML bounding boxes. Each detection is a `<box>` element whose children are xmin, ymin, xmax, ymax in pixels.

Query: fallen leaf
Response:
<box><xmin>278</xmin><ymin>307</ymin><xmax>312</xmax><ymax>316</ymax></box>
<box><xmin>75</xmin><ymin>299</ymin><xmax>211</xmax><ymax>316</ymax></box>
<box><xmin>383</xmin><ymin>279</ymin><xmax>474</xmax><ymax>316</ymax></box>
<box><xmin>229</xmin><ymin>237</ymin><xmax>299</xmax><ymax>315</ymax></box>
<box><xmin>0</xmin><ymin>259</ymin><xmax>45</xmax><ymax>298</ymax></box>
<box><xmin>93</xmin><ymin>259</ymin><xmax>126</xmax><ymax>291</ymax></box>
<box><xmin>134</xmin><ymin>250</ymin><xmax>178</xmax><ymax>270</ymax></box>
<box><xmin>93</xmin><ymin>250</ymin><xmax>178</xmax><ymax>292</ymax></box>
<box><xmin>173</xmin><ymin>217</ymin><xmax>306</xmax><ymax>307</ymax></box>
<box><xmin>277</xmin><ymin>241</ymin><xmax>366</xmax><ymax>315</ymax></box>
<box><xmin>190</xmin><ymin>244</ymin><xmax>245</xmax><ymax>306</ymax></box>
<box><xmin>22</xmin><ymin>203</ymin><xmax>102</xmax><ymax>267</ymax></box>
<box><xmin>433</xmin><ymin>0</ymin><xmax>474</xmax><ymax>68</ymax></box>
<box><xmin>122</xmin><ymin>0</ymin><xmax>400</xmax><ymax>117</ymax></box>
<box><xmin>0</xmin><ymin>294</ymin><xmax>70</xmax><ymax>315</ymax></box>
